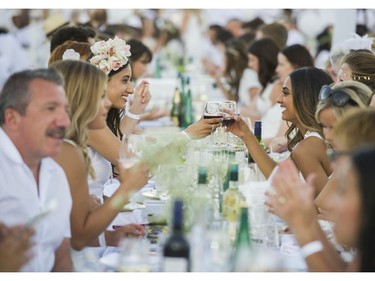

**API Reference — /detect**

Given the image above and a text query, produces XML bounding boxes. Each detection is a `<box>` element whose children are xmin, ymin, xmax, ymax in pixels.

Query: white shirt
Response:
<box><xmin>0</xmin><ymin>128</ymin><xmax>72</xmax><ymax>272</ymax></box>
<box><xmin>256</xmin><ymin>82</ymin><xmax>274</xmax><ymax>117</ymax></box>
<box><xmin>261</xmin><ymin>104</ymin><xmax>282</xmax><ymax>140</ymax></box>
<box><xmin>0</xmin><ymin>33</ymin><xmax>31</xmax><ymax>90</ymax></box>
<box><xmin>238</xmin><ymin>68</ymin><xmax>261</xmax><ymax>107</ymax></box>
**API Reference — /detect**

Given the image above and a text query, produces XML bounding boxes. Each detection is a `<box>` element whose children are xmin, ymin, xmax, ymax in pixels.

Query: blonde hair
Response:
<box><xmin>48</xmin><ymin>41</ymin><xmax>92</xmax><ymax>66</ymax></box>
<box><xmin>49</xmin><ymin>60</ymin><xmax>107</xmax><ymax>178</ymax></box>
<box><xmin>334</xmin><ymin>108</ymin><xmax>375</xmax><ymax>150</ymax></box>
<box><xmin>339</xmin><ymin>51</ymin><xmax>375</xmax><ymax>93</ymax></box>
<box><xmin>315</xmin><ymin>80</ymin><xmax>372</xmax><ymax>123</ymax></box>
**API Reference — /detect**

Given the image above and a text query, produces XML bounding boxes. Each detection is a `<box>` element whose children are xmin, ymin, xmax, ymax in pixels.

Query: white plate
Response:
<box><xmin>142</xmin><ymin>191</ymin><xmax>160</xmax><ymax>200</ymax></box>
<box><xmin>123</xmin><ymin>202</ymin><xmax>146</xmax><ymax>211</ymax></box>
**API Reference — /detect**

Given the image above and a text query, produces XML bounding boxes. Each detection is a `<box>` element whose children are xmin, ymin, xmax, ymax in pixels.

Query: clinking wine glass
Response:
<box><xmin>221</xmin><ymin>101</ymin><xmax>237</xmax><ymax>147</ymax></box>
<box><xmin>203</xmin><ymin>101</ymin><xmax>223</xmax><ymax>147</ymax></box>
<box><xmin>119</xmin><ymin>134</ymin><xmax>142</xmax><ymax>169</ymax></box>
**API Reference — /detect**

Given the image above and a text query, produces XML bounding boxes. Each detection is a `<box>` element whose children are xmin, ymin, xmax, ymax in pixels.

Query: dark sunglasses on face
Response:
<box><xmin>319</xmin><ymin>85</ymin><xmax>359</xmax><ymax>107</ymax></box>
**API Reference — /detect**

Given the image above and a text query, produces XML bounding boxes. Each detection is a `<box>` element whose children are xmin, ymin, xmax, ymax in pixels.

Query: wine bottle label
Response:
<box><xmin>163</xmin><ymin>257</ymin><xmax>188</xmax><ymax>272</ymax></box>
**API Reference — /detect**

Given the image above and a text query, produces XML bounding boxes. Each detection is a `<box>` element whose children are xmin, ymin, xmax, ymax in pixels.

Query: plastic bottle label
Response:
<box><xmin>163</xmin><ymin>257</ymin><xmax>188</xmax><ymax>272</ymax></box>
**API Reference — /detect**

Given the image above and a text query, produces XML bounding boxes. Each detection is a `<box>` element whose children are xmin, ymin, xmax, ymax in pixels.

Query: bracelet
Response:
<box><xmin>301</xmin><ymin>240</ymin><xmax>323</xmax><ymax>258</ymax></box>
<box><xmin>98</xmin><ymin>232</ymin><xmax>107</xmax><ymax>247</ymax></box>
<box><xmin>125</xmin><ymin>109</ymin><xmax>141</xmax><ymax>120</ymax></box>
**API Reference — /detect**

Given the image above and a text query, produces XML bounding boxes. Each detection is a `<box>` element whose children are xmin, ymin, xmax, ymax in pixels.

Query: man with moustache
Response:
<box><xmin>0</xmin><ymin>69</ymin><xmax>73</xmax><ymax>271</ymax></box>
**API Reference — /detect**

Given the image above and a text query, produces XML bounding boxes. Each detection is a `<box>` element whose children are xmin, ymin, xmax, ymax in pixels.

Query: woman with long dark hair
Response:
<box><xmin>227</xmin><ymin>67</ymin><xmax>333</xmax><ymax>196</ymax></box>
<box><xmin>243</xmin><ymin>38</ymin><xmax>279</xmax><ymax>122</ymax></box>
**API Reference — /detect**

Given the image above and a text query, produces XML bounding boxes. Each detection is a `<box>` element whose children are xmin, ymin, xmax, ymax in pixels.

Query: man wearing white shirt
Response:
<box><xmin>0</xmin><ymin>68</ymin><xmax>73</xmax><ymax>271</ymax></box>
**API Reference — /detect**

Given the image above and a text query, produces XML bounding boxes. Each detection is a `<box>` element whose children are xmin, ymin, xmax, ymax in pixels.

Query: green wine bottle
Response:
<box><xmin>232</xmin><ymin>206</ymin><xmax>253</xmax><ymax>271</ymax></box>
<box><xmin>248</xmin><ymin>120</ymin><xmax>266</xmax><ymax>163</ymax></box>
<box><xmin>170</xmin><ymin>87</ymin><xmax>181</xmax><ymax>127</ymax></box>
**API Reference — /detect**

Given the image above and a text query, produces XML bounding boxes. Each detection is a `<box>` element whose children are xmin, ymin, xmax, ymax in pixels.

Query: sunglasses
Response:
<box><xmin>319</xmin><ymin>85</ymin><xmax>358</xmax><ymax>107</ymax></box>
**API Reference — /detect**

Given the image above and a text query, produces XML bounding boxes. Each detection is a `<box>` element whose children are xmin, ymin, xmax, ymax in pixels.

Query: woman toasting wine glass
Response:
<box><xmin>203</xmin><ymin>101</ymin><xmax>224</xmax><ymax>147</ymax></box>
<box><xmin>222</xmin><ymin>101</ymin><xmax>237</xmax><ymax>146</ymax></box>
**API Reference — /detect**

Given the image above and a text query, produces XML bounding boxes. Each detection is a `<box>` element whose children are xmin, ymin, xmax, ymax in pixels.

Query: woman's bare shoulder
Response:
<box><xmin>291</xmin><ymin>137</ymin><xmax>328</xmax><ymax>167</ymax></box>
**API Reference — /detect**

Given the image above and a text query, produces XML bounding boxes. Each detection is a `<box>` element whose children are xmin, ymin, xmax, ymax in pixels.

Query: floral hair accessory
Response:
<box><xmin>89</xmin><ymin>36</ymin><xmax>131</xmax><ymax>75</ymax></box>
<box><xmin>62</xmin><ymin>49</ymin><xmax>81</xmax><ymax>61</ymax></box>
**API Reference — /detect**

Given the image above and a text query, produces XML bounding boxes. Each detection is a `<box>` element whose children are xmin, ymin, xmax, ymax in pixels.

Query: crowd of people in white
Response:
<box><xmin>1</xmin><ymin>8</ymin><xmax>375</xmax><ymax>272</ymax></box>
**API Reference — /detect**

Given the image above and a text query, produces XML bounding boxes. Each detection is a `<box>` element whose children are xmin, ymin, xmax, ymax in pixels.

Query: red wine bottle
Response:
<box><xmin>163</xmin><ymin>200</ymin><xmax>191</xmax><ymax>272</ymax></box>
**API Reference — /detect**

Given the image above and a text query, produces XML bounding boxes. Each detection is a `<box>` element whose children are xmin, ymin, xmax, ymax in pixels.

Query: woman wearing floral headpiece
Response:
<box><xmin>50</xmin><ymin>37</ymin><xmax>221</xmax><ymax>207</ymax></box>
<box><xmin>88</xmin><ymin>36</ymin><xmax>150</xmax><ymax>166</ymax></box>
<box><xmin>49</xmin><ymin>60</ymin><xmax>149</xmax><ymax>252</ymax></box>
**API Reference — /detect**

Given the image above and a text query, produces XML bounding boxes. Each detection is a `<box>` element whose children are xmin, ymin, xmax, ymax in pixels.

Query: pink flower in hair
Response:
<box><xmin>89</xmin><ymin>36</ymin><xmax>131</xmax><ymax>75</ymax></box>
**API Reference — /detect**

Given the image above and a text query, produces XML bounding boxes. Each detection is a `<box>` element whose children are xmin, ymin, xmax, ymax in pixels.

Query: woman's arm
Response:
<box><xmin>226</xmin><ymin>111</ymin><xmax>277</xmax><ymax>178</ymax></box>
<box><xmin>53</xmin><ymin>143</ymin><xmax>149</xmax><ymax>250</ymax></box>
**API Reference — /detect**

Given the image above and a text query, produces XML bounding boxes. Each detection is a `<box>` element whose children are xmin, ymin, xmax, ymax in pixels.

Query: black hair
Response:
<box><xmin>105</xmin><ymin>62</ymin><xmax>130</xmax><ymax>140</ymax></box>
<box><xmin>127</xmin><ymin>39</ymin><xmax>153</xmax><ymax>63</ymax></box>
<box><xmin>286</xmin><ymin>67</ymin><xmax>333</xmax><ymax>151</ymax></box>
<box><xmin>50</xmin><ymin>26</ymin><xmax>96</xmax><ymax>53</ymax></box>
<box><xmin>247</xmin><ymin>38</ymin><xmax>279</xmax><ymax>91</ymax></box>
<box><xmin>281</xmin><ymin>44</ymin><xmax>314</xmax><ymax>69</ymax></box>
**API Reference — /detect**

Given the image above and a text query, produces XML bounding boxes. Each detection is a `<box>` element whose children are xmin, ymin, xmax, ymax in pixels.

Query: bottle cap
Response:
<box><xmin>254</xmin><ymin>120</ymin><xmax>262</xmax><ymax>138</ymax></box>
<box><xmin>230</xmin><ymin>163</ymin><xmax>239</xmax><ymax>181</ymax></box>
<box><xmin>173</xmin><ymin>199</ymin><xmax>184</xmax><ymax>228</ymax></box>
<box><xmin>198</xmin><ymin>166</ymin><xmax>208</xmax><ymax>184</ymax></box>
<box><xmin>254</xmin><ymin>120</ymin><xmax>262</xmax><ymax>128</ymax></box>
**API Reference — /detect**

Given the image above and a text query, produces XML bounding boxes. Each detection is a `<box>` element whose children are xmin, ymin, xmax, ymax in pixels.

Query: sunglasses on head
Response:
<box><xmin>319</xmin><ymin>85</ymin><xmax>358</xmax><ymax>107</ymax></box>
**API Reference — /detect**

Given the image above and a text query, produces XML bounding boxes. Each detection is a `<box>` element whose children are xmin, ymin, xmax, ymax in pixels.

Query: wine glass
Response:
<box><xmin>221</xmin><ymin>101</ymin><xmax>237</xmax><ymax>147</ymax></box>
<box><xmin>117</xmin><ymin>237</ymin><xmax>150</xmax><ymax>272</ymax></box>
<box><xmin>119</xmin><ymin>134</ymin><xmax>142</xmax><ymax>169</ymax></box>
<box><xmin>202</xmin><ymin>101</ymin><xmax>223</xmax><ymax>147</ymax></box>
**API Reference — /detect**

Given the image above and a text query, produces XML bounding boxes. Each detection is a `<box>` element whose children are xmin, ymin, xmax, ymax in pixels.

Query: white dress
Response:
<box><xmin>88</xmin><ymin>147</ymin><xmax>112</xmax><ymax>200</ymax></box>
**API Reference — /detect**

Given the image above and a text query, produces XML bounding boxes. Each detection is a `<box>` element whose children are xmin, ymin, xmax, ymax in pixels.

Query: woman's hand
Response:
<box><xmin>129</xmin><ymin>81</ymin><xmax>151</xmax><ymax>115</ymax></box>
<box><xmin>118</xmin><ymin>162</ymin><xmax>149</xmax><ymax>195</ymax></box>
<box><xmin>223</xmin><ymin>109</ymin><xmax>252</xmax><ymax>139</ymax></box>
<box><xmin>265</xmin><ymin>159</ymin><xmax>317</xmax><ymax>231</ymax></box>
<box><xmin>105</xmin><ymin>224</ymin><xmax>145</xmax><ymax>246</ymax></box>
<box><xmin>185</xmin><ymin>116</ymin><xmax>222</xmax><ymax>140</ymax></box>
